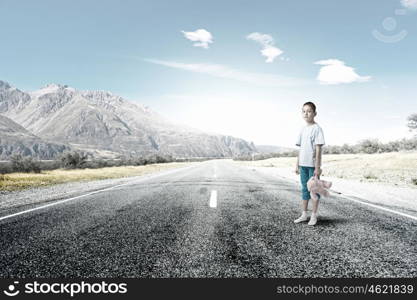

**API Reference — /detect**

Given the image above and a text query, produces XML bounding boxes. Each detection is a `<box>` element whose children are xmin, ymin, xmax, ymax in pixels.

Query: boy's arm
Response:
<box><xmin>295</xmin><ymin>150</ymin><xmax>299</xmax><ymax>174</ymax></box>
<box><xmin>314</xmin><ymin>145</ymin><xmax>322</xmax><ymax>176</ymax></box>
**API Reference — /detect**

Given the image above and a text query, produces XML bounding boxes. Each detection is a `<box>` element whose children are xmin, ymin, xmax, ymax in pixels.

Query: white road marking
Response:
<box><xmin>209</xmin><ymin>190</ymin><xmax>217</xmax><ymax>208</ymax></box>
<box><xmin>0</xmin><ymin>183</ymin><xmax>131</xmax><ymax>222</ymax></box>
<box><xmin>337</xmin><ymin>194</ymin><xmax>417</xmax><ymax>222</ymax></box>
<box><xmin>0</xmin><ymin>165</ymin><xmax>197</xmax><ymax>222</ymax></box>
<box><xmin>270</xmin><ymin>173</ymin><xmax>417</xmax><ymax>222</ymax></box>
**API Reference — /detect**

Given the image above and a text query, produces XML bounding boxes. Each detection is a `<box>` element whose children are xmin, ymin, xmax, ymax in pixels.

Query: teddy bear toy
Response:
<box><xmin>307</xmin><ymin>176</ymin><xmax>332</xmax><ymax>201</ymax></box>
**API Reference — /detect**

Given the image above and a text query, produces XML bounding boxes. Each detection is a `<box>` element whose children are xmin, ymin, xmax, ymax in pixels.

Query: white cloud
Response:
<box><xmin>261</xmin><ymin>47</ymin><xmax>283</xmax><ymax>63</ymax></box>
<box><xmin>246</xmin><ymin>32</ymin><xmax>274</xmax><ymax>46</ymax></box>
<box><xmin>246</xmin><ymin>32</ymin><xmax>283</xmax><ymax>63</ymax></box>
<box><xmin>314</xmin><ymin>59</ymin><xmax>371</xmax><ymax>85</ymax></box>
<box><xmin>144</xmin><ymin>58</ymin><xmax>305</xmax><ymax>87</ymax></box>
<box><xmin>181</xmin><ymin>29</ymin><xmax>213</xmax><ymax>49</ymax></box>
<box><xmin>401</xmin><ymin>0</ymin><xmax>417</xmax><ymax>10</ymax></box>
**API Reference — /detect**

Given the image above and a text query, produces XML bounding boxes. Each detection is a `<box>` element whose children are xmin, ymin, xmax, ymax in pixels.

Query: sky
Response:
<box><xmin>1</xmin><ymin>0</ymin><xmax>417</xmax><ymax>148</ymax></box>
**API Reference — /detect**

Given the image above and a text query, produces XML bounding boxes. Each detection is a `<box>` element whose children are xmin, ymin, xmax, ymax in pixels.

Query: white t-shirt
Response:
<box><xmin>296</xmin><ymin>123</ymin><xmax>325</xmax><ymax>167</ymax></box>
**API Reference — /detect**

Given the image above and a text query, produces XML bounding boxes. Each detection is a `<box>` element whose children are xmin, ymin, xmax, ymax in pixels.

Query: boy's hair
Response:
<box><xmin>303</xmin><ymin>101</ymin><xmax>316</xmax><ymax>113</ymax></box>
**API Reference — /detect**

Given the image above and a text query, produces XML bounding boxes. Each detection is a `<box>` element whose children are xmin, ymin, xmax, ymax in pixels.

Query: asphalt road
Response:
<box><xmin>1</xmin><ymin>160</ymin><xmax>416</xmax><ymax>277</ymax></box>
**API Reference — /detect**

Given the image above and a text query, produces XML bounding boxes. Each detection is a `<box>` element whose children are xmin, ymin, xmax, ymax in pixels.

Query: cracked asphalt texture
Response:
<box><xmin>1</xmin><ymin>160</ymin><xmax>416</xmax><ymax>277</ymax></box>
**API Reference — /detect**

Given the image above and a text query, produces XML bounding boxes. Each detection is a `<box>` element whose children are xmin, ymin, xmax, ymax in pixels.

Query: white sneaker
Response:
<box><xmin>308</xmin><ymin>214</ymin><xmax>318</xmax><ymax>226</ymax></box>
<box><xmin>294</xmin><ymin>212</ymin><xmax>308</xmax><ymax>223</ymax></box>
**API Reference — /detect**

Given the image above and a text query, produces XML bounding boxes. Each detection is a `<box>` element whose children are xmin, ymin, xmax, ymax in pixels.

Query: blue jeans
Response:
<box><xmin>300</xmin><ymin>166</ymin><xmax>320</xmax><ymax>201</ymax></box>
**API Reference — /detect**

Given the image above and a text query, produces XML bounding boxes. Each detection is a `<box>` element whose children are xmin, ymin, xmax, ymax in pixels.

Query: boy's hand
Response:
<box><xmin>295</xmin><ymin>166</ymin><xmax>299</xmax><ymax>175</ymax></box>
<box><xmin>314</xmin><ymin>167</ymin><xmax>322</xmax><ymax>177</ymax></box>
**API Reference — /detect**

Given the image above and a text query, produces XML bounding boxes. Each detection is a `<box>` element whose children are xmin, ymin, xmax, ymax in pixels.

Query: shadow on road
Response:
<box><xmin>314</xmin><ymin>218</ymin><xmax>349</xmax><ymax>226</ymax></box>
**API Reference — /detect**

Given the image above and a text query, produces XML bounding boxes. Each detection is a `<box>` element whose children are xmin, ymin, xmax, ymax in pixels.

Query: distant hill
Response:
<box><xmin>0</xmin><ymin>80</ymin><xmax>256</xmax><ymax>158</ymax></box>
<box><xmin>255</xmin><ymin>145</ymin><xmax>295</xmax><ymax>154</ymax></box>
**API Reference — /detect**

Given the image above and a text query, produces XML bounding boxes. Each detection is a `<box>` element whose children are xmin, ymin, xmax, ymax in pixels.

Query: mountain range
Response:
<box><xmin>0</xmin><ymin>80</ymin><xmax>257</xmax><ymax>159</ymax></box>
<box><xmin>0</xmin><ymin>114</ymin><xmax>70</xmax><ymax>159</ymax></box>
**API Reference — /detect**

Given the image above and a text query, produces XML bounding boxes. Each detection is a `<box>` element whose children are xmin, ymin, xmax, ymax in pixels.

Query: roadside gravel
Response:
<box><xmin>241</xmin><ymin>166</ymin><xmax>417</xmax><ymax>218</ymax></box>
<box><xmin>0</xmin><ymin>164</ymin><xmax>195</xmax><ymax>213</ymax></box>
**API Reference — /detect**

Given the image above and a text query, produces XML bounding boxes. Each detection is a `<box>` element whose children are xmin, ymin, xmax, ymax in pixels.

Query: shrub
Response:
<box><xmin>59</xmin><ymin>151</ymin><xmax>87</xmax><ymax>169</ymax></box>
<box><xmin>340</xmin><ymin>143</ymin><xmax>355</xmax><ymax>154</ymax></box>
<box><xmin>407</xmin><ymin>113</ymin><xmax>417</xmax><ymax>132</ymax></box>
<box><xmin>381</xmin><ymin>141</ymin><xmax>400</xmax><ymax>153</ymax></box>
<box><xmin>323</xmin><ymin>145</ymin><xmax>343</xmax><ymax>154</ymax></box>
<box><xmin>10</xmin><ymin>154</ymin><xmax>41</xmax><ymax>173</ymax></box>
<box><xmin>233</xmin><ymin>150</ymin><xmax>298</xmax><ymax>161</ymax></box>
<box><xmin>398</xmin><ymin>138</ymin><xmax>417</xmax><ymax>151</ymax></box>
<box><xmin>358</xmin><ymin>139</ymin><xmax>381</xmax><ymax>154</ymax></box>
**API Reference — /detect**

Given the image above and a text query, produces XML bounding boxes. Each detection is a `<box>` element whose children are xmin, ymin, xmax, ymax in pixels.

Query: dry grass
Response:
<box><xmin>236</xmin><ymin>152</ymin><xmax>417</xmax><ymax>186</ymax></box>
<box><xmin>0</xmin><ymin>162</ymin><xmax>194</xmax><ymax>191</ymax></box>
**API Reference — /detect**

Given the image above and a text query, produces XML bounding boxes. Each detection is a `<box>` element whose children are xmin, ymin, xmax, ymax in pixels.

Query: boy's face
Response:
<box><xmin>302</xmin><ymin>105</ymin><xmax>316</xmax><ymax>123</ymax></box>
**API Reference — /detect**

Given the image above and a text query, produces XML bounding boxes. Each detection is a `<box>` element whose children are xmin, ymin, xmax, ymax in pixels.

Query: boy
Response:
<box><xmin>294</xmin><ymin>102</ymin><xmax>325</xmax><ymax>226</ymax></box>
